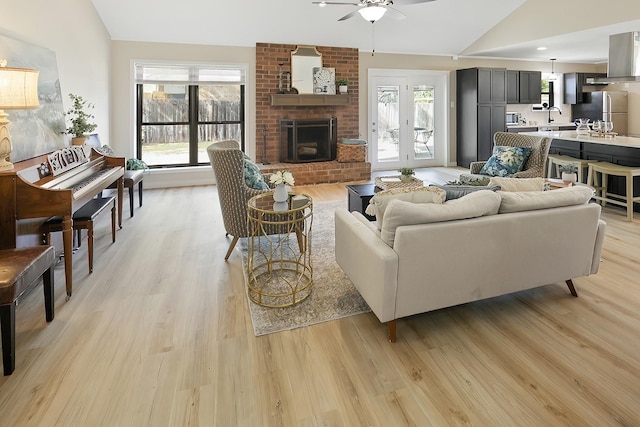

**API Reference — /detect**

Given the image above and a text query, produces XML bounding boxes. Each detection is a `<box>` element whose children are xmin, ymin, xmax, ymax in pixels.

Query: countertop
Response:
<box><xmin>507</xmin><ymin>123</ymin><xmax>578</xmax><ymax>129</ymax></box>
<box><xmin>519</xmin><ymin>130</ymin><xmax>640</xmax><ymax>148</ymax></box>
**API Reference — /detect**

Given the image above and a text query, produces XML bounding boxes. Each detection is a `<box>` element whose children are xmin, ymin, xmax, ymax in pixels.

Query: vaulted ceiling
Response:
<box><xmin>91</xmin><ymin>0</ymin><xmax>640</xmax><ymax>63</ymax></box>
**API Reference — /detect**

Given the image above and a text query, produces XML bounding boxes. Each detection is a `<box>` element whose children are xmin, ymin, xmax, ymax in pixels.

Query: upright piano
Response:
<box><xmin>0</xmin><ymin>146</ymin><xmax>125</xmax><ymax>298</ymax></box>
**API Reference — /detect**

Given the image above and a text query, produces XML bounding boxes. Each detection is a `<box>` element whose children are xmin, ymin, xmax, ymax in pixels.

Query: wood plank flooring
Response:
<box><xmin>1</xmin><ymin>167</ymin><xmax>640</xmax><ymax>426</ymax></box>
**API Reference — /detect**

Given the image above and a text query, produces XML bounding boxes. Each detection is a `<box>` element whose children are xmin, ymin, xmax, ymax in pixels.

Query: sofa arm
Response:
<box><xmin>334</xmin><ymin>209</ymin><xmax>399</xmax><ymax>323</ymax></box>
<box><xmin>469</xmin><ymin>161</ymin><xmax>486</xmax><ymax>174</ymax></box>
<box><xmin>590</xmin><ymin>219</ymin><xmax>607</xmax><ymax>275</ymax></box>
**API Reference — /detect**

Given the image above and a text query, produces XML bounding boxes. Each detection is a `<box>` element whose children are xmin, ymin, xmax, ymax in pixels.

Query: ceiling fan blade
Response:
<box><xmin>391</xmin><ymin>0</ymin><xmax>437</xmax><ymax>5</ymax></box>
<box><xmin>386</xmin><ymin>5</ymin><xmax>407</xmax><ymax>20</ymax></box>
<box><xmin>338</xmin><ymin>9</ymin><xmax>361</xmax><ymax>21</ymax></box>
<box><xmin>312</xmin><ymin>1</ymin><xmax>361</xmax><ymax>5</ymax></box>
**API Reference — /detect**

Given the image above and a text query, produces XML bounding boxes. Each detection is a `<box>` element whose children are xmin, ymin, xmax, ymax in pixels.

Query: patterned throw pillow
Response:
<box><xmin>479</xmin><ymin>146</ymin><xmax>532</xmax><ymax>177</ymax></box>
<box><xmin>244</xmin><ymin>158</ymin><xmax>269</xmax><ymax>190</ymax></box>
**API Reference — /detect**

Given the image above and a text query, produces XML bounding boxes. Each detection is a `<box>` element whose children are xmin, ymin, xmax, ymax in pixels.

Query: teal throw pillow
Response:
<box><xmin>479</xmin><ymin>146</ymin><xmax>532</xmax><ymax>177</ymax></box>
<box><xmin>244</xmin><ymin>158</ymin><xmax>269</xmax><ymax>190</ymax></box>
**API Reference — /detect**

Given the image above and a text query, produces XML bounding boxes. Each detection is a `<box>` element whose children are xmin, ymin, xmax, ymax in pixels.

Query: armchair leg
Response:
<box><xmin>566</xmin><ymin>279</ymin><xmax>578</xmax><ymax>297</ymax></box>
<box><xmin>225</xmin><ymin>236</ymin><xmax>239</xmax><ymax>261</ymax></box>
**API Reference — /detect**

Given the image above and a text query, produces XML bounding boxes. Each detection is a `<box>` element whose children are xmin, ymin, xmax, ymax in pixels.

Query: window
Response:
<box><xmin>135</xmin><ymin>63</ymin><xmax>246</xmax><ymax>168</ymax></box>
<box><xmin>540</xmin><ymin>79</ymin><xmax>555</xmax><ymax>108</ymax></box>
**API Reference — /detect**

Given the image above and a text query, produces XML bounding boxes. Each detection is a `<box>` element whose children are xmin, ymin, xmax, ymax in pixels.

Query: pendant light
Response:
<box><xmin>549</xmin><ymin>58</ymin><xmax>557</xmax><ymax>81</ymax></box>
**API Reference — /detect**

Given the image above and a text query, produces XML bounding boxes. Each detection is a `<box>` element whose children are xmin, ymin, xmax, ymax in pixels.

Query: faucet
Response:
<box><xmin>543</xmin><ymin>102</ymin><xmax>562</xmax><ymax>123</ymax></box>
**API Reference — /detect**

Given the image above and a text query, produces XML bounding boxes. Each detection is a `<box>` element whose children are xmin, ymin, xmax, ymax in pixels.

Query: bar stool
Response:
<box><xmin>587</xmin><ymin>162</ymin><xmax>640</xmax><ymax>221</ymax></box>
<box><xmin>547</xmin><ymin>154</ymin><xmax>596</xmax><ymax>183</ymax></box>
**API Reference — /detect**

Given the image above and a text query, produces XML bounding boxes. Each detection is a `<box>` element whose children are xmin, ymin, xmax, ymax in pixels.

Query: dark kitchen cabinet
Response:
<box><xmin>506</xmin><ymin>70</ymin><xmax>541</xmax><ymax>104</ymax></box>
<box><xmin>563</xmin><ymin>72</ymin><xmax>607</xmax><ymax>104</ymax></box>
<box><xmin>519</xmin><ymin>71</ymin><xmax>542</xmax><ymax>104</ymax></box>
<box><xmin>456</xmin><ymin>67</ymin><xmax>507</xmax><ymax>168</ymax></box>
<box><xmin>506</xmin><ymin>71</ymin><xmax>519</xmax><ymax>103</ymax></box>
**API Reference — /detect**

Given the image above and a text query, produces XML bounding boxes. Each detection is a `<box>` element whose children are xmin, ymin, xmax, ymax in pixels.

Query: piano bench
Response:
<box><xmin>42</xmin><ymin>196</ymin><xmax>116</xmax><ymax>274</ymax></box>
<box><xmin>107</xmin><ymin>170</ymin><xmax>144</xmax><ymax>218</ymax></box>
<box><xmin>0</xmin><ymin>246</ymin><xmax>56</xmax><ymax>375</ymax></box>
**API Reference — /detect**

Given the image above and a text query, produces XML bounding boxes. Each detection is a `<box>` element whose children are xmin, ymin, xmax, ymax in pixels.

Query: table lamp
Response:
<box><xmin>0</xmin><ymin>61</ymin><xmax>40</xmax><ymax>171</ymax></box>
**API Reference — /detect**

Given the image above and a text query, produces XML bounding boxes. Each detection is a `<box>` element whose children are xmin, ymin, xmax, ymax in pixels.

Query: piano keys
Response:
<box><xmin>0</xmin><ymin>146</ymin><xmax>125</xmax><ymax>298</ymax></box>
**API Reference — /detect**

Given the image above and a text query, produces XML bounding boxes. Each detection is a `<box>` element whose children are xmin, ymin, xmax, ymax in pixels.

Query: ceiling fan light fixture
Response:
<box><xmin>358</xmin><ymin>5</ymin><xmax>387</xmax><ymax>22</ymax></box>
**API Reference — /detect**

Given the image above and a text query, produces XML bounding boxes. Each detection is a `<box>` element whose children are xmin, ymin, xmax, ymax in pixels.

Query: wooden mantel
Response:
<box><xmin>270</xmin><ymin>94</ymin><xmax>349</xmax><ymax>107</ymax></box>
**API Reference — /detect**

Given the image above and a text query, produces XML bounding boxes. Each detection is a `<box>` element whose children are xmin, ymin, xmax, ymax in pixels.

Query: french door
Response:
<box><xmin>368</xmin><ymin>70</ymin><xmax>448</xmax><ymax>171</ymax></box>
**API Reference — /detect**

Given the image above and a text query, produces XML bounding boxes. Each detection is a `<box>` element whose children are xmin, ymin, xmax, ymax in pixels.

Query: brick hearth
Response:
<box><xmin>259</xmin><ymin>160</ymin><xmax>371</xmax><ymax>186</ymax></box>
<box><xmin>255</xmin><ymin>42</ymin><xmax>371</xmax><ymax>185</ymax></box>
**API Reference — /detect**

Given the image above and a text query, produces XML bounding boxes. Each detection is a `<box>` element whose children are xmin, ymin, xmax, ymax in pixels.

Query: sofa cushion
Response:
<box><xmin>243</xmin><ymin>158</ymin><xmax>269</xmax><ymax>190</ymax></box>
<box><xmin>432</xmin><ymin>184</ymin><xmax>501</xmax><ymax>200</ymax></box>
<box><xmin>365</xmin><ymin>186</ymin><xmax>446</xmax><ymax>230</ymax></box>
<box><xmin>479</xmin><ymin>146</ymin><xmax>532</xmax><ymax>177</ymax></box>
<box><xmin>488</xmin><ymin>177</ymin><xmax>546</xmax><ymax>192</ymax></box>
<box><xmin>498</xmin><ymin>185</ymin><xmax>594</xmax><ymax>214</ymax></box>
<box><xmin>380</xmin><ymin>190</ymin><xmax>501</xmax><ymax>246</ymax></box>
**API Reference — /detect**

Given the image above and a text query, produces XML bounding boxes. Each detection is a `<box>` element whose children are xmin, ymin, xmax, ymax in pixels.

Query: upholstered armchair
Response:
<box><xmin>207</xmin><ymin>140</ymin><xmax>270</xmax><ymax>260</ymax></box>
<box><xmin>459</xmin><ymin>132</ymin><xmax>552</xmax><ymax>183</ymax></box>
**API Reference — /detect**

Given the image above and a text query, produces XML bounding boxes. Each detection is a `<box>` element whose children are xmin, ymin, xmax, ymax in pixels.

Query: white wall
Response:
<box><xmin>3</xmin><ymin>0</ymin><xmax>111</xmax><ymax>147</ymax></box>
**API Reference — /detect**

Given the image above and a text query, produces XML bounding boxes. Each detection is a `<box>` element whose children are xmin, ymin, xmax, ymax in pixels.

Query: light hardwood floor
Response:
<box><xmin>1</xmin><ymin>168</ymin><xmax>640</xmax><ymax>426</ymax></box>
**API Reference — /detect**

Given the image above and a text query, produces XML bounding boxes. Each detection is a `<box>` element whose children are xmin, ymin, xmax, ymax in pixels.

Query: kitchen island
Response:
<box><xmin>521</xmin><ymin>130</ymin><xmax>640</xmax><ymax>212</ymax></box>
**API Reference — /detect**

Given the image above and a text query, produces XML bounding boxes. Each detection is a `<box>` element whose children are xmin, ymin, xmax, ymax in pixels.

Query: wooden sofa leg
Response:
<box><xmin>0</xmin><ymin>303</ymin><xmax>16</xmax><ymax>375</ymax></box>
<box><xmin>566</xmin><ymin>279</ymin><xmax>578</xmax><ymax>297</ymax></box>
<box><xmin>388</xmin><ymin>320</ymin><xmax>397</xmax><ymax>343</ymax></box>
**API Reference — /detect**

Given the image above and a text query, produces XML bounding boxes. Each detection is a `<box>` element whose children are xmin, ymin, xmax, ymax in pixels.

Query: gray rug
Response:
<box><xmin>240</xmin><ymin>200</ymin><xmax>371</xmax><ymax>336</ymax></box>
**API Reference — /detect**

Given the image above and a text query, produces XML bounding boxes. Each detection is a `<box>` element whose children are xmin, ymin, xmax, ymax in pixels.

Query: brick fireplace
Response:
<box><xmin>255</xmin><ymin>43</ymin><xmax>370</xmax><ymax>185</ymax></box>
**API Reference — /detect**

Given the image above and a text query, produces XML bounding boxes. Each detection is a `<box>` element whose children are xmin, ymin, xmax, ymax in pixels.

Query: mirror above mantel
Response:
<box><xmin>291</xmin><ymin>45</ymin><xmax>322</xmax><ymax>94</ymax></box>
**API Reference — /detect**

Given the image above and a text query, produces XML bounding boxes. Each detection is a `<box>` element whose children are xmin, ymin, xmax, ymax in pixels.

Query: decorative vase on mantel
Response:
<box><xmin>273</xmin><ymin>183</ymin><xmax>288</xmax><ymax>203</ymax></box>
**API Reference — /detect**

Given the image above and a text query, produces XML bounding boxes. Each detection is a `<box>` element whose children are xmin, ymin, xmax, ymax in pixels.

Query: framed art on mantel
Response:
<box><xmin>0</xmin><ymin>34</ymin><xmax>66</xmax><ymax>162</ymax></box>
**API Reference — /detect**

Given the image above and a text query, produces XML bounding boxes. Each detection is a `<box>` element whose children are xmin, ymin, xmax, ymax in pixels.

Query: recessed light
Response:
<box><xmin>318</xmin><ymin>1</ymin><xmax>327</xmax><ymax>6</ymax></box>
<box><xmin>537</xmin><ymin>47</ymin><xmax>547</xmax><ymax>51</ymax></box>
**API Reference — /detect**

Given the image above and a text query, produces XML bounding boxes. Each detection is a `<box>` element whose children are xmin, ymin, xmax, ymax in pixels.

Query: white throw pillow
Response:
<box><xmin>488</xmin><ymin>177</ymin><xmax>546</xmax><ymax>192</ymax></box>
<box><xmin>380</xmin><ymin>190</ymin><xmax>501</xmax><ymax>246</ymax></box>
<box><xmin>365</xmin><ymin>186</ymin><xmax>446</xmax><ymax>230</ymax></box>
<box><xmin>498</xmin><ymin>185</ymin><xmax>594</xmax><ymax>214</ymax></box>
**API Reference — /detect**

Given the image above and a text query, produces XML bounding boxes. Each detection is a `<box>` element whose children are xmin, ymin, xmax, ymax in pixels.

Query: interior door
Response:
<box><xmin>369</xmin><ymin>70</ymin><xmax>448</xmax><ymax>171</ymax></box>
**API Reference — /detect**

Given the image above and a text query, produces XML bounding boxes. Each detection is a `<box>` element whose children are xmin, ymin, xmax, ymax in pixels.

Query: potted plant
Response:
<box><xmin>66</xmin><ymin>94</ymin><xmax>97</xmax><ymax>145</ymax></box>
<box><xmin>398</xmin><ymin>167</ymin><xmax>415</xmax><ymax>183</ymax></box>
<box><xmin>559</xmin><ymin>164</ymin><xmax>578</xmax><ymax>183</ymax></box>
<box><xmin>337</xmin><ymin>78</ymin><xmax>349</xmax><ymax>94</ymax></box>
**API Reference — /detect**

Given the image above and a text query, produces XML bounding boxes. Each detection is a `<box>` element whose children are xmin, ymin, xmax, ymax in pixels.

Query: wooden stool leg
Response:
<box><xmin>547</xmin><ymin>159</ymin><xmax>553</xmax><ymax>179</ymax></box>
<box><xmin>111</xmin><ymin>206</ymin><xmax>116</xmax><ymax>243</ymax></box>
<box><xmin>43</xmin><ymin>266</ymin><xmax>55</xmax><ymax>322</ymax></box>
<box><xmin>0</xmin><ymin>303</ymin><xmax>16</xmax><ymax>375</ymax></box>
<box><xmin>128</xmin><ymin>184</ymin><xmax>134</xmax><ymax>218</ymax></box>
<box><xmin>138</xmin><ymin>181</ymin><xmax>143</xmax><ymax>207</ymax></box>
<box><xmin>602</xmin><ymin>173</ymin><xmax>608</xmax><ymax>207</ymax></box>
<box><xmin>577</xmin><ymin>164</ymin><xmax>583</xmax><ymax>184</ymax></box>
<box><xmin>88</xmin><ymin>222</ymin><xmax>94</xmax><ymax>273</ymax></box>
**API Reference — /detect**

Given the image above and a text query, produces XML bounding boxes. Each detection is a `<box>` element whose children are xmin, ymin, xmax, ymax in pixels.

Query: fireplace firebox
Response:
<box><xmin>279</xmin><ymin>118</ymin><xmax>337</xmax><ymax>163</ymax></box>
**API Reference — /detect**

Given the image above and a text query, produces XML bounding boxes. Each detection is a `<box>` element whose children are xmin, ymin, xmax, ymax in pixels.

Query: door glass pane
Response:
<box><xmin>377</xmin><ymin>85</ymin><xmax>400</xmax><ymax>163</ymax></box>
<box><xmin>141</xmin><ymin>124</ymin><xmax>189</xmax><ymax>166</ymax></box>
<box><xmin>413</xmin><ymin>85</ymin><xmax>435</xmax><ymax>160</ymax></box>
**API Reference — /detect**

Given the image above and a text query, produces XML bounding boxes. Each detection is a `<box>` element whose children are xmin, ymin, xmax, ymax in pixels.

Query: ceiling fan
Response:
<box><xmin>312</xmin><ymin>0</ymin><xmax>436</xmax><ymax>23</ymax></box>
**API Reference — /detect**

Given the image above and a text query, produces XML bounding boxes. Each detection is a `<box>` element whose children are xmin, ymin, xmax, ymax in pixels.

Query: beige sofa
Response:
<box><xmin>335</xmin><ymin>187</ymin><xmax>606</xmax><ymax>342</ymax></box>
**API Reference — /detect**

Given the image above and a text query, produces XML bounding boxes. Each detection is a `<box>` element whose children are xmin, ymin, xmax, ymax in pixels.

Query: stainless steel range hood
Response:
<box><xmin>593</xmin><ymin>32</ymin><xmax>640</xmax><ymax>83</ymax></box>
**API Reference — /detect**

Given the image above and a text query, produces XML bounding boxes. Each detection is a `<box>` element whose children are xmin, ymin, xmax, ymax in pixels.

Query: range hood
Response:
<box><xmin>594</xmin><ymin>32</ymin><xmax>640</xmax><ymax>83</ymax></box>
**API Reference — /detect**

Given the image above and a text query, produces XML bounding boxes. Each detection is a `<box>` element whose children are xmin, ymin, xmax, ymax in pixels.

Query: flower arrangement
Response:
<box><xmin>269</xmin><ymin>169</ymin><xmax>295</xmax><ymax>187</ymax></box>
<box><xmin>559</xmin><ymin>164</ymin><xmax>578</xmax><ymax>174</ymax></box>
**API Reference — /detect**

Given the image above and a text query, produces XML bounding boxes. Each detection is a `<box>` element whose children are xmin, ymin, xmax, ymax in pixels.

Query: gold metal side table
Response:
<box><xmin>247</xmin><ymin>192</ymin><xmax>313</xmax><ymax>307</ymax></box>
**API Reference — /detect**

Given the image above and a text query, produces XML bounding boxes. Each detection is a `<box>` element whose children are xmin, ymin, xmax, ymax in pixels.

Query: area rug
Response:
<box><xmin>240</xmin><ymin>200</ymin><xmax>371</xmax><ymax>336</ymax></box>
